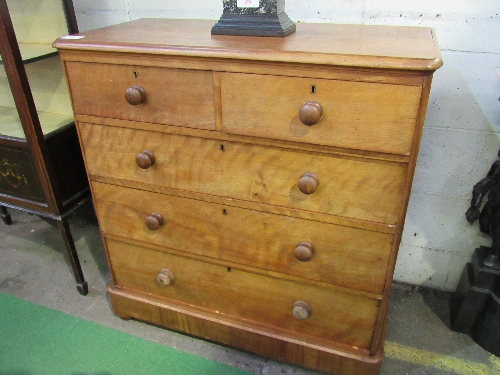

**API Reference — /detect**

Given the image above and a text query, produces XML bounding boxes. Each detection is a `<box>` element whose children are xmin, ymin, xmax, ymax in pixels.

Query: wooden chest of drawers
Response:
<box><xmin>54</xmin><ymin>19</ymin><xmax>442</xmax><ymax>375</ymax></box>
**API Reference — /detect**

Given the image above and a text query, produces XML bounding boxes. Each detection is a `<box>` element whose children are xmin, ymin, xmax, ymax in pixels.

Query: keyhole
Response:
<box><xmin>220</xmin><ymin>144</ymin><xmax>225</xmax><ymax>151</ymax></box>
<box><xmin>133</xmin><ymin>71</ymin><xmax>138</xmax><ymax>78</ymax></box>
<box><xmin>310</xmin><ymin>85</ymin><xmax>316</xmax><ymax>94</ymax></box>
<box><xmin>223</xmin><ymin>209</ymin><xmax>227</xmax><ymax>215</ymax></box>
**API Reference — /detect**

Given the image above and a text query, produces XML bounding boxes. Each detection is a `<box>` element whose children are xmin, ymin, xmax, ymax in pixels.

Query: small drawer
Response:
<box><xmin>65</xmin><ymin>61</ymin><xmax>215</xmax><ymax>130</ymax></box>
<box><xmin>106</xmin><ymin>238</ymin><xmax>380</xmax><ymax>350</ymax></box>
<box><xmin>79</xmin><ymin>123</ymin><xmax>407</xmax><ymax>225</ymax></box>
<box><xmin>93</xmin><ymin>182</ymin><xmax>394</xmax><ymax>294</ymax></box>
<box><xmin>220</xmin><ymin>73</ymin><xmax>422</xmax><ymax>154</ymax></box>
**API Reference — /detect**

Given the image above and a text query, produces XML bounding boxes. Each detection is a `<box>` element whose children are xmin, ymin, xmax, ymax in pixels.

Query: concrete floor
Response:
<box><xmin>1</xmin><ymin>201</ymin><xmax>499</xmax><ymax>375</ymax></box>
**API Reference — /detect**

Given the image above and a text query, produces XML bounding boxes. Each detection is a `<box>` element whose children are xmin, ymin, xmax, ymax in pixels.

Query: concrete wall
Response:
<box><xmin>72</xmin><ymin>0</ymin><xmax>500</xmax><ymax>291</ymax></box>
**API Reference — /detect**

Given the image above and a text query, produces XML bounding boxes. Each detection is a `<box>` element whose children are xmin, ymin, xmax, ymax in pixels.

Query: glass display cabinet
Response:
<box><xmin>0</xmin><ymin>0</ymin><xmax>90</xmax><ymax>295</ymax></box>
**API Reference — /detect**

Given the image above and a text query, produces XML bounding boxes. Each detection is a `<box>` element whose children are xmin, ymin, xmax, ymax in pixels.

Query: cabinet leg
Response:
<box><xmin>57</xmin><ymin>218</ymin><xmax>88</xmax><ymax>296</ymax></box>
<box><xmin>1</xmin><ymin>206</ymin><xmax>12</xmax><ymax>225</ymax></box>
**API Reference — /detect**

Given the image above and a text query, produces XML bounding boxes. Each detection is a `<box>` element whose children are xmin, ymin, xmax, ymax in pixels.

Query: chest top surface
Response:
<box><xmin>53</xmin><ymin>18</ymin><xmax>442</xmax><ymax>71</ymax></box>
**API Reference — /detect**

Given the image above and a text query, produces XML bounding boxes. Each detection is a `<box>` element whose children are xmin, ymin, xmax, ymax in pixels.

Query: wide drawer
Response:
<box><xmin>220</xmin><ymin>73</ymin><xmax>422</xmax><ymax>154</ymax></box>
<box><xmin>106</xmin><ymin>238</ymin><xmax>380</xmax><ymax>350</ymax></box>
<box><xmin>79</xmin><ymin>123</ymin><xmax>407</xmax><ymax>225</ymax></box>
<box><xmin>93</xmin><ymin>182</ymin><xmax>393</xmax><ymax>294</ymax></box>
<box><xmin>65</xmin><ymin>61</ymin><xmax>215</xmax><ymax>130</ymax></box>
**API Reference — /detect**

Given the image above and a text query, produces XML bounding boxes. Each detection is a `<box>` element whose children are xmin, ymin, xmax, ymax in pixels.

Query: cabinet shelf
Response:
<box><xmin>1</xmin><ymin>53</ymin><xmax>74</xmax><ymax>139</ymax></box>
<box><xmin>19</xmin><ymin>43</ymin><xmax>57</xmax><ymax>63</ymax></box>
<box><xmin>0</xmin><ymin>43</ymin><xmax>57</xmax><ymax>64</ymax></box>
<box><xmin>0</xmin><ymin>105</ymin><xmax>73</xmax><ymax>139</ymax></box>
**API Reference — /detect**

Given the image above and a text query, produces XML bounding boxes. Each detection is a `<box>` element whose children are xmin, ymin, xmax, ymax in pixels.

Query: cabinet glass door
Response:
<box><xmin>0</xmin><ymin>0</ymin><xmax>74</xmax><ymax>139</ymax></box>
<box><xmin>0</xmin><ymin>63</ymin><xmax>23</xmax><ymax>138</ymax></box>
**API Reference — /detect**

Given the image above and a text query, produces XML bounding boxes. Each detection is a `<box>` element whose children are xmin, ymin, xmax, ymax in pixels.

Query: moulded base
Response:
<box><xmin>108</xmin><ymin>284</ymin><xmax>383</xmax><ymax>375</ymax></box>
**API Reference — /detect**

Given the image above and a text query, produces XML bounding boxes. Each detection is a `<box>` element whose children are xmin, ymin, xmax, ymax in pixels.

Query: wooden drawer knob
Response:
<box><xmin>125</xmin><ymin>85</ymin><xmax>146</xmax><ymax>105</ymax></box>
<box><xmin>135</xmin><ymin>150</ymin><xmax>155</xmax><ymax>169</ymax></box>
<box><xmin>156</xmin><ymin>269</ymin><xmax>174</xmax><ymax>286</ymax></box>
<box><xmin>298</xmin><ymin>172</ymin><xmax>319</xmax><ymax>195</ymax></box>
<box><xmin>293</xmin><ymin>301</ymin><xmax>311</xmax><ymax>320</ymax></box>
<box><xmin>294</xmin><ymin>242</ymin><xmax>314</xmax><ymax>262</ymax></box>
<box><xmin>299</xmin><ymin>101</ymin><xmax>322</xmax><ymax>126</ymax></box>
<box><xmin>145</xmin><ymin>213</ymin><xmax>164</xmax><ymax>230</ymax></box>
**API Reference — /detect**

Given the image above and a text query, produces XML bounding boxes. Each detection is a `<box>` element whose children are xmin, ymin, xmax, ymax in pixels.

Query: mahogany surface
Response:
<box><xmin>55</xmin><ymin>19</ymin><xmax>442</xmax><ymax>374</ymax></box>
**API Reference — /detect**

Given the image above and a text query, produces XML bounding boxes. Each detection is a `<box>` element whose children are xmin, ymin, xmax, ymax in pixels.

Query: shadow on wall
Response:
<box><xmin>395</xmin><ymin>51</ymin><xmax>500</xmax><ymax>291</ymax></box>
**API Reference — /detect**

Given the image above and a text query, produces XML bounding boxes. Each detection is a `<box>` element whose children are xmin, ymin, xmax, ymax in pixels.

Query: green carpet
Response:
<box><xmin>0</xmin><ymin>293</ymin><xmax>252</xmax><ymax>375</ymax></box>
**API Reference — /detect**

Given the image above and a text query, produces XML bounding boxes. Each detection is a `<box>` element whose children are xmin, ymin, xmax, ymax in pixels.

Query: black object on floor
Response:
<box><xmin>451</xmin><ymin>246</ymin><xmax>500</xmax><ymax>356</ymax></box>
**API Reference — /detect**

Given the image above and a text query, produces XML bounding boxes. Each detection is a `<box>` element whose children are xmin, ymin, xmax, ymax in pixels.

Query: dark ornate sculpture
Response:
<box><xmin>212</xmin><ymin>0</ymin><xmax>296</xmax><ymax>37</ymax></box>
<box><xmin>452</xmin><ymin>149</ymin><xmax>500</xmax><ymax>357</ymax></box>
<box><xmin>465</xmin><ymin>149</ymin><xmax>500</xmax><ymax>266</ymax></box>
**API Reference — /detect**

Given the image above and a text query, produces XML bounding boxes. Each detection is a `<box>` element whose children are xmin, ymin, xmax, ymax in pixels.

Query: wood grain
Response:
<box><xmin>89</xmin><ymin>176</ymin><xmax>397</xmax><ymax>235</ymax></box>
<box><xmin>65</xmin><ymin>61</ymin><xmax>215</xmax><ymax>130</ymax></box>
<box><xmin>79</xmin><ymin>123</ymin><xmax>407</xmax><ymax>225</ymax></box>
<box><xmin>93</xmin><ymin>182</ymin><xmax>393</xmax><ymax>295</ymax></box>
<box><xmin>106</xmin><ymin>238</ymin><xmax>380</xmax><ymax>350</ymax></box>
<box><xmin>221</xmin><ymin>72</ymin><xmax>422</xmax><ymax>155</ymax></box>
<box><xmin>75</xmin><ymin>115</ymin><xmax>411</xmax><ymax>163</ymax></box>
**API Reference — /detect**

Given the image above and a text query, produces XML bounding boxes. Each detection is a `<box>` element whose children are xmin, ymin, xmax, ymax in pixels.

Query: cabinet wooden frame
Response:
<box><xmin>0</xmin><ymin>0</ymin><xmax>90</xmax><ymax>295</ymax></box>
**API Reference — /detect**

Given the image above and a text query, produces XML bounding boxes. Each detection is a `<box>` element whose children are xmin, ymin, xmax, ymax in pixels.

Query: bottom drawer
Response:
<box><xmin>107</xmin><ymin>238</ymin><xmax>380</xmax><ymax>350</ymax></box>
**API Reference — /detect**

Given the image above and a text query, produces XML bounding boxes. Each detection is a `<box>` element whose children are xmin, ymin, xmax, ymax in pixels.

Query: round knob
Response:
<box><xmin>299</xmin><ymin>101</ymin><xmax>322</xmax><ymax>126</ymax></box>
<box><xmin>298</xmin><ymin>172</ymin><xmax>319</xmax><ymax>195</ymax></box>
<box><xmin>156</xmin><ymin>269</ymin><xmax>174</xmax><ymax>286</ymax></box>
<box><xmin>292</xmin><ymin>301</ymin><xmax>311</xmax><ymax>320</ymax></box>
<box><xmin>135</xmin><ymin>150</ymin><xmax>155</xmax><ymax>169</ymax></box>
<box><xmin>125</xmin><ymin>85</ymin><xmax>146</xmax><ymax>105</ymax></box>
<box><xmin>145</xmin><ymin>213</ymin><xmax>164</xmax><ymax>230</ymax></box>
<box><xmin>294</xmin><ymin>242</ymin><xmax>314</xmax><ymax>262</ymax></box>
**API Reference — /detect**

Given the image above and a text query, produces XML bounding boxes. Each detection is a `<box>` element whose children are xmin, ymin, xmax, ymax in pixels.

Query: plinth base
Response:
<box><xmin>211</xmin><ymin>13</ymin><xmax>296</xmax><ymax>37</ymax></box>
<box><xmin>474</xmin><ymin>289</ymin><xmax>500</xmax><ymax>357</ymax></box>
<box><xmin>451</xmin><ymin>246</ymin><xmax>500</xmax><ymax>356</ymax></box>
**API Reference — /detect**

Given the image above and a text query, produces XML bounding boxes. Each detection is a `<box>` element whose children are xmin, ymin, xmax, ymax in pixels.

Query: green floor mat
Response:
<box><xmin>0</xmin><ymin>293</ymin><xmax>252</xmax><ymax>375</ymax></box>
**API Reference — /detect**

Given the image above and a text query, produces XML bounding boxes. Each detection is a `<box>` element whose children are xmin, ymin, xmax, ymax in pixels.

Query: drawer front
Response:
<box><xmin>93</xmin><ymin>182</ymin><xmax>393</xmax><ymax>294</ymax></box>
<box><xmin>80</xmin><ymin>123</ymin><xmax>407</xmax><ymax>225</ymax></box>
<box><xmin>220</xmin><ymin>73</ymin><xmax>422</xmax><ymax>154</ymax></box>
<box><xmin>106</xmin><ymin>238</ymin><xmax>380</xmax><ymax>350</ymax></box>
<box><xmin>65</xmin><ymin>61</ymin><xmax>216</xmax><ymax>130</ymax></box>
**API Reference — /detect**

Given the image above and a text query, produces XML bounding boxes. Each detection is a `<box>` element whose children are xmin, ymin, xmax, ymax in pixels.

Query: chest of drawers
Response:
<box><xmin>54</xmin><ymin>19</ymin><xmax>441</xmax><ymax>375</ymax></box>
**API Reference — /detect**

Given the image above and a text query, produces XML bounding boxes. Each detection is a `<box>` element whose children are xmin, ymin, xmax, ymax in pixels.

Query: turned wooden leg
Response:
<box><xmin>57</xmin><ymin>218</ymin><xmax>88</xmax><ymax>296</ymax></box>
<box><xmin>1</xmin><ymin>206</ymin><xmax>12</xmax><ymax>225</ymax></box>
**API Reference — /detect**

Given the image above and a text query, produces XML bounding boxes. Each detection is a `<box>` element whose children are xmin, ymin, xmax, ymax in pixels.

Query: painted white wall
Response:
<box><xmin>72</xmin><ymin>0</ymin><xmax>500</xmax><ymax>291</ymax></box>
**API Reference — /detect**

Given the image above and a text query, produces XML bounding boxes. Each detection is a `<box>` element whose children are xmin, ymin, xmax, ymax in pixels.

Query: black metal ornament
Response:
<box><xmin>451</xmin><ymin>149</ymin><xmax>500</xmax><ymax>357</ymax></box>
<box><xmin>466</xmin><ymin>149</ymin><xmax>500</xmax><ymax>267</ymax></box>
<box><xmin>212</xmin><ymin>0</ymin><xmax>296</xmax><ymax>37</ymax></box>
